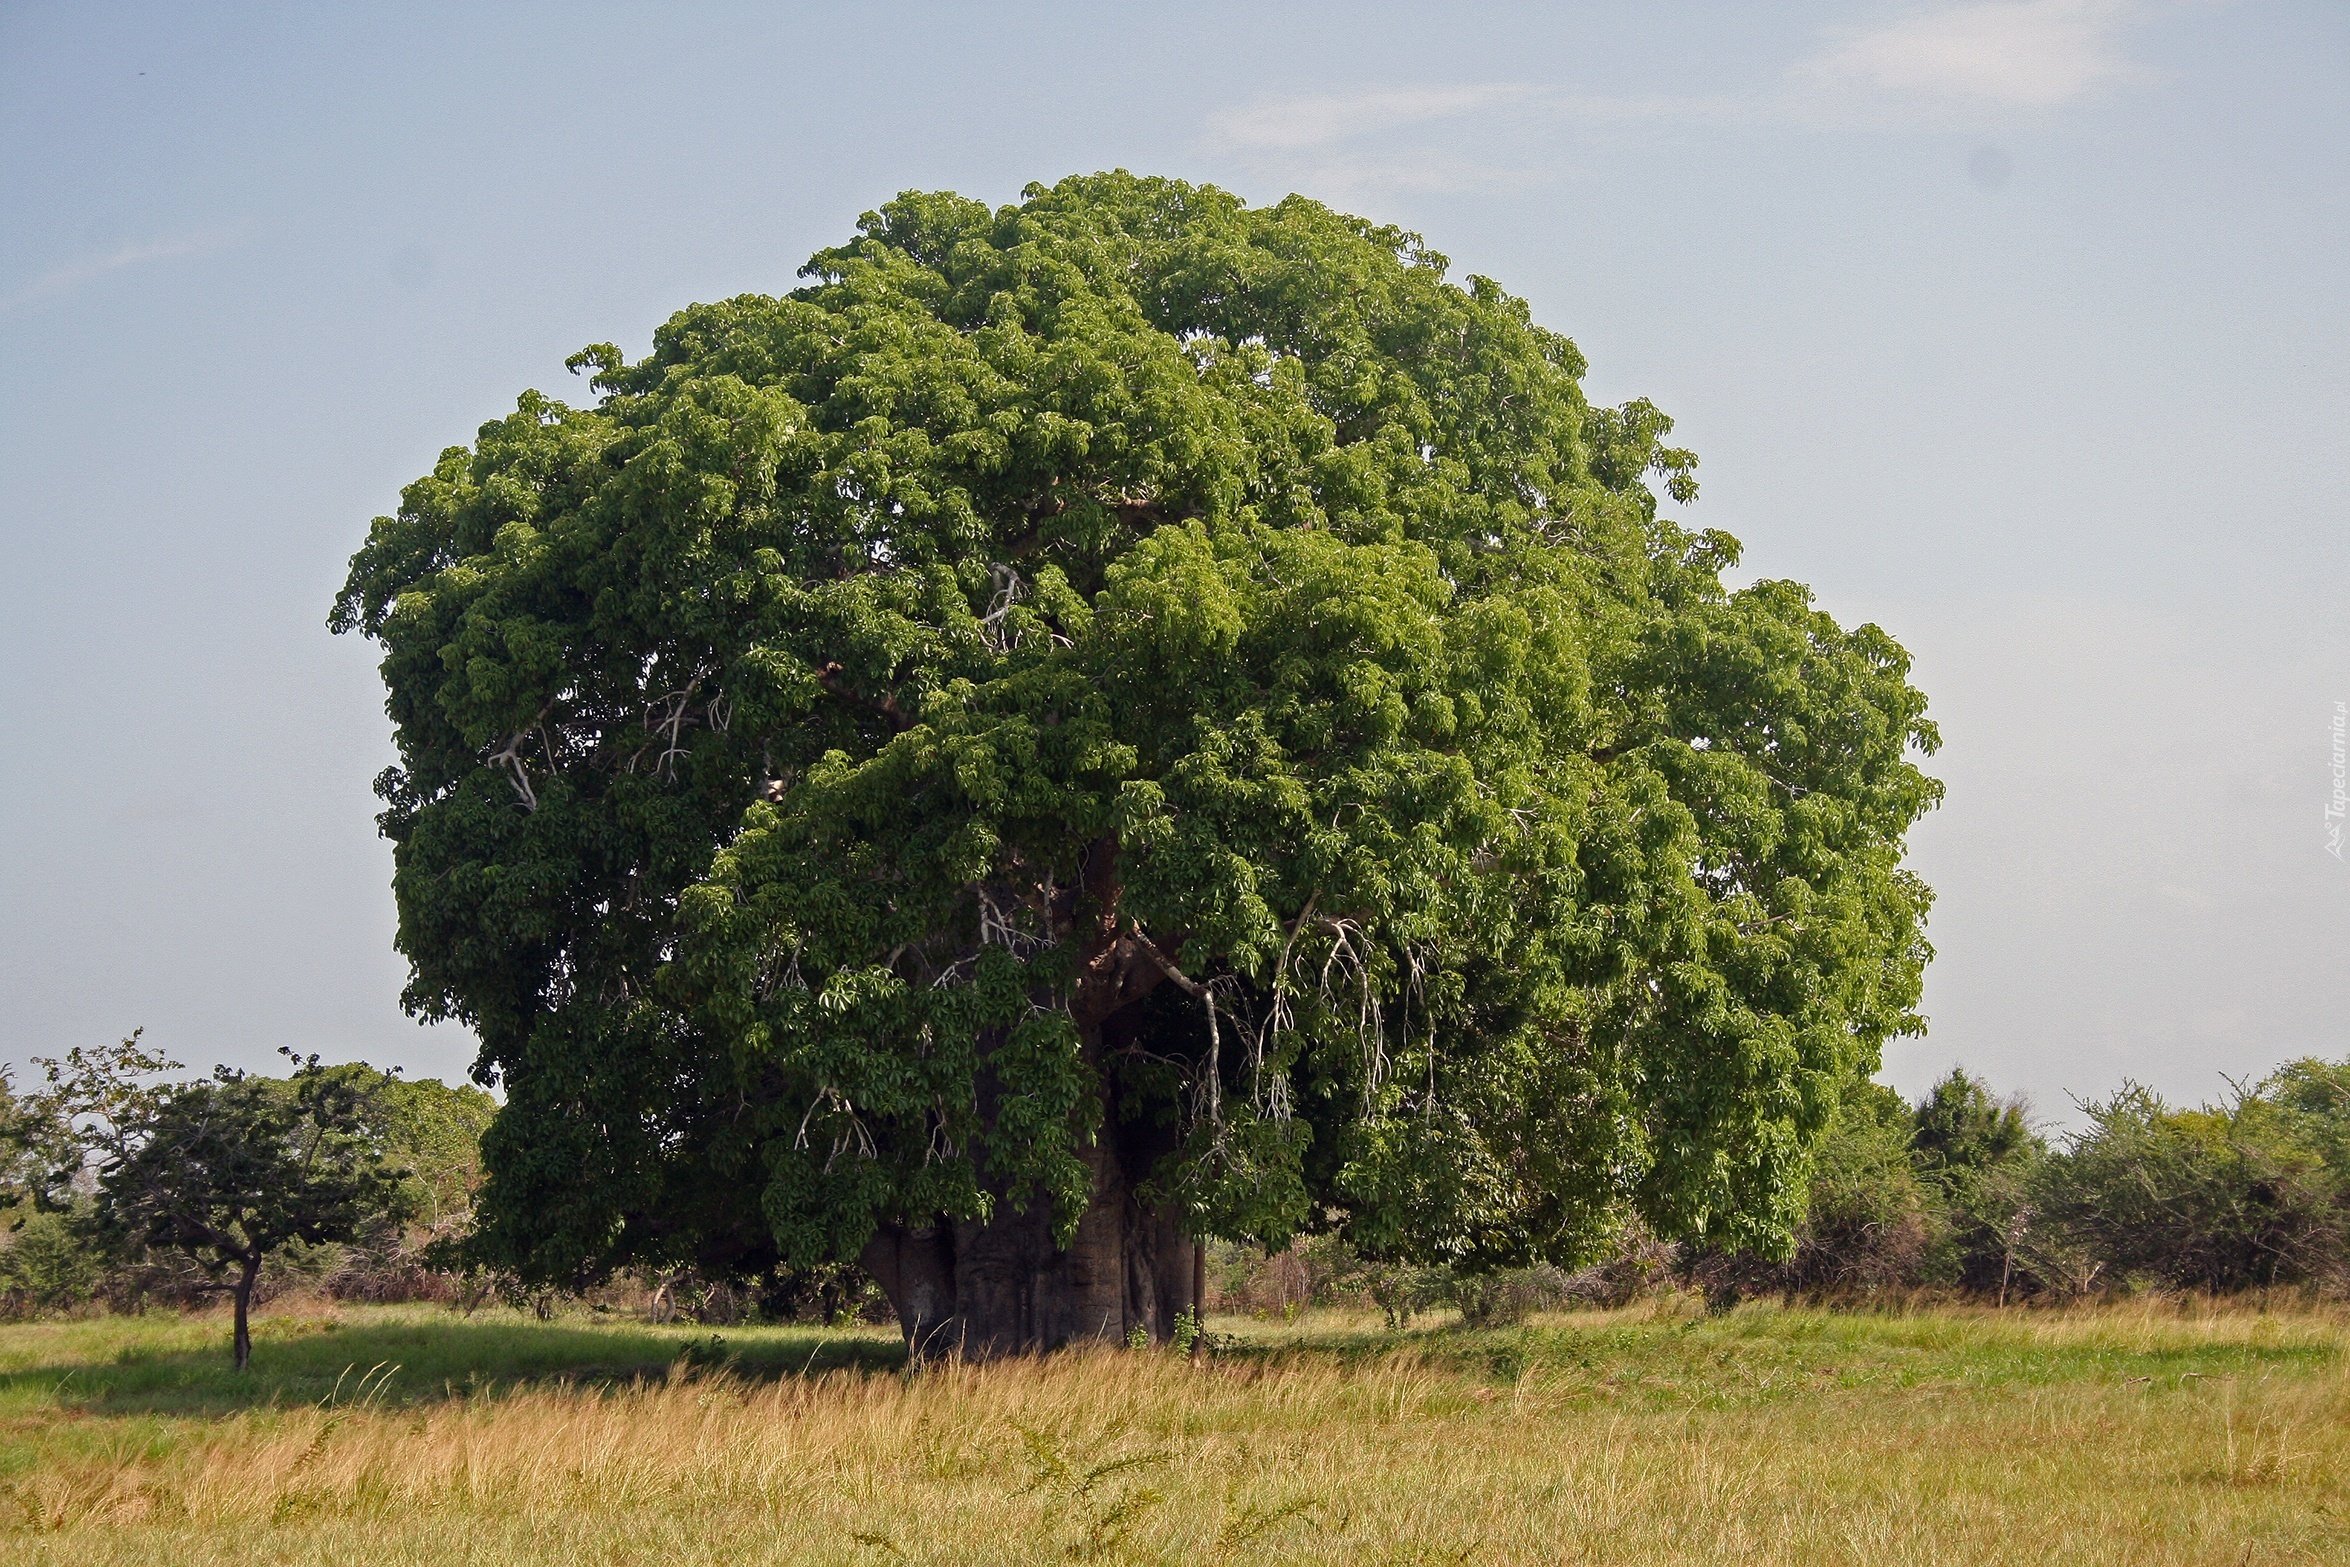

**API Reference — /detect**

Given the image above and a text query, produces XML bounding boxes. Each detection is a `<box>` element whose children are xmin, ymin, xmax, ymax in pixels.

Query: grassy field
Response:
<box><xmin>0</xmin><ymin>1296</ymin><xmax>2341</xmax><ymax>1565</ymax></box>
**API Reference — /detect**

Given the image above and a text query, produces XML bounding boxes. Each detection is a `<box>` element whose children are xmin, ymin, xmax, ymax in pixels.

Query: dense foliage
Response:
<box><xmin>333</xmin><ymin>173</ymin><xmax>1943</xmax><ymax>1312</ymax></box>
<box><xmin>2030</xmin><ymin>1072</ymin><xmax>2350</xmax><ymax>1293</ymax></box>
<box><xmin>23</xmin><ymin>1040</ymin><xmax>411</xmax><ymax>1365</ymax></box>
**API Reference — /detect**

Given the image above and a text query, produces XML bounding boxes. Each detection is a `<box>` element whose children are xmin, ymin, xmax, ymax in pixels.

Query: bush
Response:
<box><xmin>322</xmin><ymin>1237</ymin><xmax>465</xmax><ymax>1305</ymax></box>
<box><xmin>2263</xmin><ymin>1057</ymin><xmax>2350</xmax><ymax>1176</ymax></box>
<box><xmin>1911</xmin><ymin>1069</ymin><xmax>2046</xmax><ymax>1300</ymax></box>
<box><xmin>1452</xmin><ymin>1266</ymin><xmax>1574</xmax><ymax>1328</ymax></box>
<box><xmin>1913</xmin><ymin>1069</ymin><xmax>2036</xmax><ymax>1173</ymax></box>
<box><xmin>1206</xmin><ymin>1235</ymin><xmax>1370</xmax><ymax>1319</ymax></box>
<box><xmin>0</xmin><ymin>1207</ymin><xmax>102</xmax><ymax>1317</ymax></box>
<box><xmin>1359</xmin><ymin>1261</ymin><xmax>1453</xmax><ymax>1329</ymax></box>
<box><xmin>2032</xmin><ymin>1083</ymin><xmax>2349</xmax><ymax>1293</ymax></box>
<box><xmin>1795</xmin><ymin>1084</ymin><xmax>1940</xmax><ymax>1294</ymax></box>
<box><xmin>1684</xmin><ymin>1082</ymin><xmax>1941</xmax><ymax>1306</ymax></box>
<box><xmin>1558</xmin><ymin>1220</ymin><xmax>1679</xmax><ymax>1308</ymax></box>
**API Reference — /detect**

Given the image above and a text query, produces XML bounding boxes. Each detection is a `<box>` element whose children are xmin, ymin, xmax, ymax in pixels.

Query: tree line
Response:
<box><xmin>1729</xmin><ymin>1057</ymin><xmax>2350</xmax><ymax>1304</ymax></box>
<box><xmin>1230</xmin><ymin>1057</ymin><xmax>2350</xmax><ymax>1324</ymax></box>
<box><xmin>7</xmin><ymin>1035</ymin><xmax>2347</xmax><ymax>1365</ymax></box>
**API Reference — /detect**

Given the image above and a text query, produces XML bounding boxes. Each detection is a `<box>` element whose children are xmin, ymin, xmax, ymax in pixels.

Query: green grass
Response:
<box><xmin>0</xmin><ymin>1306</ymin><xmax>899</xmax><ymax>1420</ymax></box>
<box><xmin>0</xmin><ymin>1306</ymin><xmax>900</xmax><ymax>1486</ymax></box>
<box><xmin>0</xmin><ymin>1296</ymin><xmax>2343</xmax><ymax>1564</ymax></box>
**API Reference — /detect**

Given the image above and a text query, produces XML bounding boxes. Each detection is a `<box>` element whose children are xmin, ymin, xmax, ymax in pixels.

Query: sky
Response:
<box><xmin>1</xmin><ymin>1</ymin><xmax>2344</xmax><ymax>1125</ymax></box>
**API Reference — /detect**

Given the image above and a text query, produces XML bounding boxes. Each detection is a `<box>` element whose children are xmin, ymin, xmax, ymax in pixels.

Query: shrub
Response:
<box><xmin>0</xmin><ymin>1207</ymin><xmax>102</xmax><ymax>1317</ymax></box>
<box><xmin>1206</xmin><ymin>1235</ymin><xmax>1371</xmax><ymax>1319</ymax></box>
<box><xmin>1910</xmin><ymin>1069</ymin><xmax>2046</xmax><ymax>1299</ymax></box>
<box><xmin>2033</xmin><ymin>1083</ymin><xmax>2349</xmax><ymax>1293</ymax></box>
<box><xmin>1685</xmin><ymin>1082</ymin><xmax>1940</xmax><ymax>1306</ymax></box>
<box><xmin>1557</xmin><ymin>1219</ymin><xmax>1679</xmax><ymax>1308</ymax></box>
<box><xmin>2262</xmin><ymin>1057</ymin><xmax>2350</xmax><ymax>1178</ymax></box>
<box><xmin>1360</xmin><ymin>1261</ymin><xmax>1454</xmax><ymax>1330</ymax></box>
<box><xmin>1452</xmin><ymin>1266</ymin><xmax>1574</xmax><ymax>1328</ymax></box>
<box><xmin>1794</xmin><ymin>1083</ymin><xmax>1940</xmax><ymax>1294</ymax></box>
<box><xmin>1913</xmin><ymin>1069</ymin><xmax>2036</xmax><ymax>1173</ymax></box>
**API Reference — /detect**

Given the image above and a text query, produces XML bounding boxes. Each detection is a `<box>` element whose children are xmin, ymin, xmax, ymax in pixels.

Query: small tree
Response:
<box><xmin>33</xmin><ymin>1038</ymin><xmax>408</xmax><ymax>1368</ymax></box>
<box><xmin>1908</xmin><ymin>1069</ymin><xmax>2044</xmax><ymax>1300</ymax></box>
<box><xmin>1912</xmin><ymin>1069</ymin><xmax>2035</xmax><ymax>1173</ymax></box>
<box><xmin>373</xmin><ymin>1072</ymin><xmax>498</xmax><ymax>1239</ymax></box>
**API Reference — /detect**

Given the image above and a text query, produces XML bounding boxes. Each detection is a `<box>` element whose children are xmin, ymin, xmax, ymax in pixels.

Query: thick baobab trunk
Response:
<box><xmin>861</xmin><ymin>1167</ymin><xmax>1199</xmax><ymax>1359</ymax></box>
<box><xmin>232</xmin><ymin>1252</ymin><xmax>261</xmax><ymax>1371</ymax></box>
<box><xmin>859</xmin><ymin>841</ymin><xmax>1226</xmax><ymax>1358</ymax></box>
<box><xmin>861</xmin><ymin>1005</ymin><xmax>1203</xmax><ymax>1358</ymax></box>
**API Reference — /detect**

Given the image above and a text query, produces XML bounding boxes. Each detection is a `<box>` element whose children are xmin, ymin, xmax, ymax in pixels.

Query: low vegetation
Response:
<box><xmin>1735</xmin><ymin>1059</ymin><xmax>2350</xmax><ymax>1302</ymax></box>
<box><xmin>1210</xmin><ymin>1059</ymin><xmax>2350</xmax><ymax>1326</ymax></box>
<box><xmin>0</xmin><ymin>1297</ymin><xmax>2341</xmax><ymax>1564</ymax></box>
<box><xmin>9</xmin><ymin>1049</ymin><xmax>2350</xmax><ymax>1365</ymax></box>
<box><xmin>4</xmin><ymin>1045</ymin><xmax>2347</xmax><ymax>1560</ymax></box>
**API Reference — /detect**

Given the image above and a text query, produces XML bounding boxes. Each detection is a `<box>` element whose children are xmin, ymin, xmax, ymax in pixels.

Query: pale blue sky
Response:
<box><xmin>2</xmin><ymin>1</ymin><xmax>2344</xmax><ymax>1121</ymax></box>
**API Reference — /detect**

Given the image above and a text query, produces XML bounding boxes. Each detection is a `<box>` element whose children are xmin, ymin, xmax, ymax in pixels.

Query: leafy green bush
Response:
<box><xmin>1910</xmin><ymin>1070</ymin><xmax>2046</xmax><ymax>1300</ymax></box>
<box><xmin>318</xmin><ymin>1066</ymin><xmax>498</xmax><ymax>1304</ymax></box>
<box><xmin>1360</xmin><ymin>1262</ymin><xmax>1454</xmax><ymax>1330</ymax></box>
<box><xmin>0</xmin><ymin>1206</ymin><xmax>102</xmax><ymax>1317</ymax></box>
<box><xmin>2262</xmin><ymin>1058</ymin><xmax>2350</xmax><ymax>1176</ymax></box>
<box><xmin>1796</xmin><ymin>1083</ymin><xmax>1941</xmax><ymax>1293</ymax></box>
<box><xmin>2032</xmin><ymin>1081</ymin><xmax>2349</xmax><ymax>1293</ymax></box>
<box><xmin>1452</xmin><ymin>1266</ymin><xmax>1574</xmax><ymax>1328</ymax></box>
<box><xmin>1913</xmin><ymin>1069</ymin><xmax>2036</xmax><ymax>1172</ymax></box>
<box><xmin>1684</xmin><ymin>1082</ymin><xmax>1940</xmax><ymax>1305</ymax></box>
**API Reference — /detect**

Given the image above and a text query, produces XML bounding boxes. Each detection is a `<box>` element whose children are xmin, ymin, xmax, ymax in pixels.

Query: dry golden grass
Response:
<box><xmin>0</xmin><ymin>1298</ymin><xmax>2344</xmax><ymax>1564</ymax></box>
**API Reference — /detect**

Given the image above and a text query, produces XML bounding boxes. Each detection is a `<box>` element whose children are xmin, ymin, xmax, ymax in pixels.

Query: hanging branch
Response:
<box><xmin>979</xmin><ymin>563</ymin><xmax>1025</xmax><ymax>653</ymax></box>
<box><xmin>485</xmin><ymin>733</ymin><xmax>538</xmax><ymax>811</ymax></box>
<box><xmin>638</xmin><ymin>667</ymin><xmax>710</xmax><ymax>781</ymax></box>
<box><xmin>482</xmin><ymin>698</ymin><xmax>557</xmax><ymax>811</ymax></box>
<box><xmin>1314</xmin><ymin>916</ymin><xmax>1388</xmax><ymax>1108</ymax></box>
<box><xmin>795</xmin><ymin>1085</ymin><xmax>878</xmax><ymax>1171</ymax></box>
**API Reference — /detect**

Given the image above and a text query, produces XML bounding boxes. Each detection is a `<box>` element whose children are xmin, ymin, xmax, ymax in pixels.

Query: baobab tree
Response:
<box><xmin>334</xmin><ymin>172</ymin><xmax>1939</xmax><ymax>1354</ymax></box>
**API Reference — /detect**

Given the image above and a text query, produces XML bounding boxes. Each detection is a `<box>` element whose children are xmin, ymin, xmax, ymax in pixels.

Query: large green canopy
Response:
<box><xmin>336</xmin><ymin>172</ymin><xmax>1938</xmax><ymax>1348</ymax></box>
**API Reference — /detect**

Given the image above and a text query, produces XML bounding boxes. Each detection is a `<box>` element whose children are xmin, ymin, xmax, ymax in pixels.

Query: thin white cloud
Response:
<box><xmin>1205</xmin><ymin>85</ymin><xmax>1560</xmax><ymax>198</ymax></box>
<box><xmin>1204</xmin><ymin>4</ymin><xmax>2169</xmax><ymax>194</ymax></box>
<box><xmin>1206</xmin><ymin>85</ymin><xmax>1537</xmax><ymax>154</ymax></box>
<box><xmin>1287</xmin><ymin>149</ymin><xmax>1556</xmax><ymax>202</ymax></box>
<box><xmin>1</xmin><ymin>230</ymin><xmax>237</xmax><ymax>310</ymax></box>
<box><xmin>1798</xmin><ymin>0</ymin><xmax>2159</xmax><ymax>109</ymax></box>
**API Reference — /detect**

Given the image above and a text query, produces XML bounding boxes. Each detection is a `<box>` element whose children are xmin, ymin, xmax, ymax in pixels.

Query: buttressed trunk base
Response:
<box><xmin>861</xmin><ymin>1113</ymin><xmax>1200</xmax><ymax>1359</ymax></box>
